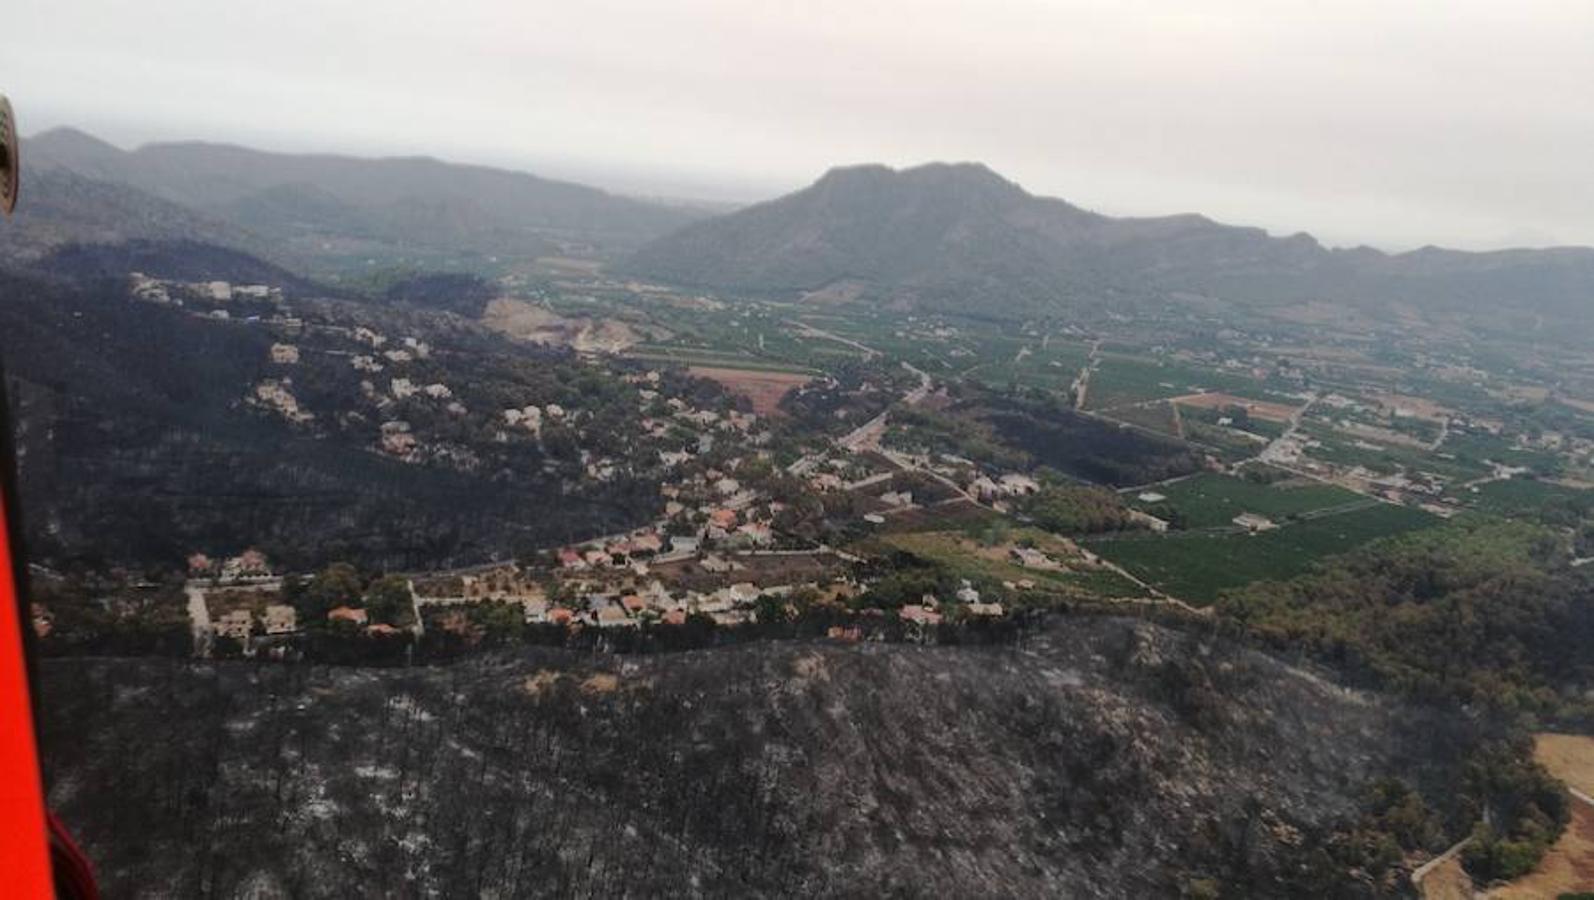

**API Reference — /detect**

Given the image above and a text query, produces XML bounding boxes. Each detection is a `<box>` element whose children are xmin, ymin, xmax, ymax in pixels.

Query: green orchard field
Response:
<box><xmin>1130</xmin><ymin>473</ymin><xmax>1367</xmax><ymax>529</ymax></box>
<box><xmin>1087</xmin><ymin>502</ymin><xmax>1438</xmax><ymax>603</ymax></box>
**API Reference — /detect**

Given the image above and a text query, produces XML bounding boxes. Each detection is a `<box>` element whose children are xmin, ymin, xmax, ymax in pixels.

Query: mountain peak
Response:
<box><xmin>903</xmin><ymin>160</ymin><xmax>1011</xmax><ymax>181</ymax></box>
<box><xmin>622</xmin><ymin>159</ymin><xmax>1373</xmax><ymax>311</ymax></box>
<box><xmin>25</xmin><ymin>127</ymin><xmax>129</xmax><ymax>173</ymax></box>
<box><xmin>813</xmin><ymin>161</ymin><xmax>1027</xmax><ymax>197</ymax></box>
<box><xmin>813</xmin><ymin>162</ymin><xmax>895</xmax><ymax>183</ymax></box>
<box><xmin>28</xmin><ymin>126</ymin><xmax>124</xmax><ymax>152</ymax></box>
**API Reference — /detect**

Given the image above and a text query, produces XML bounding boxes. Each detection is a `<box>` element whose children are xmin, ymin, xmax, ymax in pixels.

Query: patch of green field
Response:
<box><xmin>1397</xmin><ymin>374</ymin><xmax>1500</xmax><ymax>413</ymax></box>
<box><xmin>788</xmin><ymin>312</ymin><xmax>1095</xmax><ymax>381</ymax></box>
<box><xmin>1440</xmin><ymin>430</ymin><xmax>1564</xmax><ymax>475</ymax></box>
<box><xmin>1235</xmin><ymin>417</ymin><xmax>1287</xmax><ymax>439</ymax></box>
<box><xmin>1086</xmin><ymin>503</ymin><xmax>1438</xmax><ymax>603</ymax></box>
<box><xmin>877</xmin><ymin>502</ymin><xmax>1003</xmax><ymax>535</ymax></box>
<box><xmin>803</xmin><ymin>344</ymin><xmax>873</xmax><ymax>360</ymax></box>
<box><xmin>1455</xmin><ymin>477</ymin><xmax>1591</xmax><ymax>516</ymax></box>
<box><xmin>615</xmin><ymin>300</ymin><xmax>881</xmax><ymax>373</ymax></box>
<box><xmin>1099</xmin><ymin>401</ymin><xmax>1182</xmax><ymax>437</ymax></box>
<box><xmin>1299</xmin><ymin>422</ymin><xmax>1490</xmax><ymax>481</ymax></box>
<box><xmin>882</xmin><ymin>529</ymin><xmax>1150</xmax><ymax>600</ymax></box>
<box><xmin>1130</xmin><ymin>473</ymin><xmax>1366</xmax><ymax>529</ymax></box>
<box><xmin>625</xmin><ymin>347</ymin><xmax>817</xmax><ymax>374</ymax></box>
<box><xmin>784</xmin><ymin>316</ymin><xmax>971</xmax><ymax>373</ymax></box>
<box><xmin>1085</xmin><ymin>357</ymin><xmax>1189</xmax><ymax>409</ymax></box>
<box><xmin>1056</xmin><ymin>567</ymin><xmax>1150</xmax><ymax>598</ymax></box>
<box><xmin>1087</xmin><ymin>354</ymin><xmax>1301</xmax><ymax>412</ymax></box>
<box><xmin>1178</xmin><ymin>401</ymin><xmax>1286</xmax><ymax>440</ymax></box>
<box><xmin>1179</xmin><ymin>421</ymin><xmax>1267</xmax><ymax>461</ymax></box>
<box><xmin>969</xmin><ymin>342</ymin><xmax>1092</xmax><ymax>395</ymax></box>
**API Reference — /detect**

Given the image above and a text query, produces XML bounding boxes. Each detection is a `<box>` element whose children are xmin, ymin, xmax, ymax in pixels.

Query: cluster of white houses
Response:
<box><xmin>414</xmin><ymin>562</ymin><xmax>817</xmax><ymax>630</ymax></box>
<box><xmin>129</xmin><ymin>274</ymin><xmax>283</xmax><ymax>307</ymax></box>
<box><xmin>410</xmin><ymin>560</ymin><xmax>1006</xmax><ymax>635</ymax></box>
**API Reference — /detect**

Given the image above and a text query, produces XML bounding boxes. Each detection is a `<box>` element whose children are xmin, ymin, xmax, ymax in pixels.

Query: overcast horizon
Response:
<box><xmin>9</xmin><ymin>0</ymin><xmax>1593</xmax><ymax>252</ymax></box>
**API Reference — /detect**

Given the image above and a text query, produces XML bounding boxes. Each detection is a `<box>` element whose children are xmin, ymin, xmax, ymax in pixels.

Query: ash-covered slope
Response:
<box><xmin>0</xmin><ymin>265</ymin><xmax>662</xmax><ymax>570</ymax></box>
<box><xmin>42</xmin><ymin>618</ymin><xmax>1469</xmax><ymax>898</ymax></box>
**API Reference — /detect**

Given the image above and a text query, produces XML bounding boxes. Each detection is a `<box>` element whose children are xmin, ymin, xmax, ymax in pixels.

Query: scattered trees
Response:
<box><xmin>364</xmin><ymin>575</ymin><xmax>413</xmax><ymax>627</ymax></box>
<box><xmin>299</xmin><ymin>562</ymin><xmax>362</xmax><ymax>621</ymax></box>
<box><xmin>1017</xmin><ymin>483</ymin><xmax>1140</xmax><ymax>535</ymax></box>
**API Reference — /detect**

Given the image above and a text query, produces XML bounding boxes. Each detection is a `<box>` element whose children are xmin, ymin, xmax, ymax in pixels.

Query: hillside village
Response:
<box><xmin>31</xmin><ymin>262</ymin><xmax>1594</xmax><ymax>663</ymax></box>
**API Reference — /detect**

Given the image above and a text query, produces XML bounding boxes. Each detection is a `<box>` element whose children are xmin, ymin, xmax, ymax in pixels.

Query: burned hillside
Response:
<box><xmin>42</xmin><ymin>617</ymin><xmax>1474</xmax><ymax>898</ymax></box>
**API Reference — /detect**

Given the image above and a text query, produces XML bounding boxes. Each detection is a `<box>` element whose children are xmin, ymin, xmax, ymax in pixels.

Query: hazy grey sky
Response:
<box><xmin>8</xmin><ymin>0</ymin><xmax>1593</xmax><ymax>250</ymax></box>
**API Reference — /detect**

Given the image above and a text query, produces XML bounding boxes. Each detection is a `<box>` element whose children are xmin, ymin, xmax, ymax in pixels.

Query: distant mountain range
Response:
<box><xmin>8</xmin><ymin>132</ymin><xmax>1592</xmax><ymax>333</ymax></box>
<box><xmin>623</xmin><ymin>162</ymin><xmax>1594</xmax><ymax>329</ymax></box>
<box><xmin>8</xmin><ymin>128</ymin><xmax>707</xmax><ymax>272</ymax></box>
<box><xmin>0</xmin><ymin>167</ymin><xmax>260</xmax><ymax>263</ymax></box>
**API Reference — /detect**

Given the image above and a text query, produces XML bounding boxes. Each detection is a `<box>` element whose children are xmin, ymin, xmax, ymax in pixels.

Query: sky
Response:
<box><xmin>7</xmin><ymin>0</ymin><xmax>1593</xmax><ymax>250</ymax></box>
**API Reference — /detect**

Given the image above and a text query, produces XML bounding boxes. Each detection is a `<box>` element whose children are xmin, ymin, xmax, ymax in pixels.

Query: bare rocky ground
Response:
<box><xmin>39</xmin><ymin>616</ymin><xmax>1468</xmax><ymax>898</ymax></box>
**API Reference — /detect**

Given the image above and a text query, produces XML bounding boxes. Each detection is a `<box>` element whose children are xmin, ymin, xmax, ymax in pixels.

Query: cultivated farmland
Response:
<box><xmin>1130</xmin><ymin>473</ymin><xmax>1367</xmax><ymax>529</ymax></box>
<box><xmin>1087</xmin><ymin>503</ymin><xmax>1438</xmax><ymax>603</ymax></box>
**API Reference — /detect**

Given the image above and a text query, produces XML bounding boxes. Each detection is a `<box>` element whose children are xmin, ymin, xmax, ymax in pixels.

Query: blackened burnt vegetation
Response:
<box><xmin>36</xmin><ymin>238</ymin><xmax>334</xmax><ymax>297</ymax></box>
<box><xmin>976</xmin><ymin>392</ymin><xmax>1204</xmax><ymax>486</ymax></box>
<box><xmin>0</xmin><ymin>270</ymin><xmax>662</xmax><ymax>570</ymax></box>
<box><xmin>42</xmin><ymin>618</ymin><xmax>1482</xmax><ymax>898</ymax></box>
<box><xmin>382</xmin><ymin>271</ymin><xmax>498</xmax><ymax>317</ymax></box>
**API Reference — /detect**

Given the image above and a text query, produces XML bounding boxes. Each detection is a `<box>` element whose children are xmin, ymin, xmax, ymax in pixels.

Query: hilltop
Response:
<box><xmin>622</xmin><ymin>162</ymin><xmax>1594</xmax><ymax>330</ymax></box>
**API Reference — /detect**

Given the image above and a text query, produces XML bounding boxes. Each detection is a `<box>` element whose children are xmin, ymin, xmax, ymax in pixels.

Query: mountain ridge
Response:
<box><xmin>20</xmin><ymin>127</ymin><xmax>709</xmax><ymax>269</ymax></box>
<box><xmin>622</xmin><ymin>161</ymin><xmax>1594</xmax><ymax>325</ymax></box>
